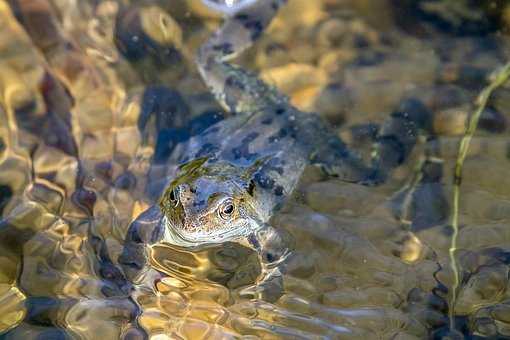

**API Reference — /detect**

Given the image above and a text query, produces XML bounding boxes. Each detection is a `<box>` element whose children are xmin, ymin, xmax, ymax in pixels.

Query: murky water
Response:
<box><xmin>1</xmin><ymin>0</ymin><xmax>510</xmax><ymax>338</ymax></box>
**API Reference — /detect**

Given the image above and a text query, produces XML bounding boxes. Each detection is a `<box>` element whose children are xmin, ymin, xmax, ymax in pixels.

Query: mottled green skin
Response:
<box><xmin>141</xmin><ymin>0</ymin><xmax>370</xmax><ymax>248</ymax></box>
<box><xmin>120</xmin><ymin>0</ymin><xmax>436</xmax><ymax>288</ymax></box>
<box><xmin>155</xmin><ymin>70</ymin><xmax>370</xmax><ymax>245</ymax></box>
<box><xmin>119</xmin><ymin>2</ymin><xmax>374</xmax><ymax>286</ymax></box>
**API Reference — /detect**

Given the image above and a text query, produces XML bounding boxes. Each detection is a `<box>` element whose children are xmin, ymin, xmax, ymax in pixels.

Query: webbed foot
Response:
<box><xmin>313</xmin><ymin>98</ymin><xmax>434</xmax><ymax>186</ymax></box>
<box><xmin>238</xmin><ymin>225</ymin><xmax>293</xmax><ymax>302</ymax></box>
<box><xmin>119</xmin><ymin>206</ymin><xmax>165</xmax><ymax>283</ymax></box>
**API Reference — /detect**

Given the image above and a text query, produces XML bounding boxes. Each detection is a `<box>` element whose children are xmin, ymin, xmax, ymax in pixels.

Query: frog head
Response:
<box><xmin>159</xmin><ymin>158</ymin><xmax>265</xmax><ymax>245</ymax></box>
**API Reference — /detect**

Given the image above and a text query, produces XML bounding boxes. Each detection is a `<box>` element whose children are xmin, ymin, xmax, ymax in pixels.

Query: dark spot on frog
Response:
<box><xmin>275</xmin><ymin>107</ymin><xmax>286</xmax><ymax>115</ymax></box>
<box><xmin>254</xmin><ymin>172</ymin><xmax>275</xmax><ymax>190</ymax></box>
<box><xmin>234</xmin><ymin>14</ymin><xmax>264</xmax><ymax>41</ymax></box>
<box><xmin>265</xmin><ymin>158</ymin><xmax>285</xmax><ymax>175</ymax></box>
<box><xmin>261</xmin><ymin>117</ymin><xmax>273</xmax><ymax>125</ymax></box>
<box><xmin>231</xmin><ymin>132</ymin><xmax>259</xmax><ymax>160</ymax></box>
<box><xmin>274</xmin><ymin>185</ymin><xmax>284</xmax><ymax>196</ymax></box>
<box><xmin>247</xmin><ymin>179</ymin><xmax>256</xmax><ymax>196</ymax></box>
<box><xmin>277</xmin><ymin>128</ymin><xmax>288</xmax><ymax>138</ymax></box>
<box><xmin>189</xmin><ymin>111</ymin><xmax>224</xmax><ymax>136</ymax></box>
<box><xmin>224</xmin><ymin>76</ymin><xmax>247</xmax><ymax>112</ymax></box>
<box><xmin>212</xmin><ymin>42</ymin><xmax>234</xmax><ymax>55</ymax></box>
<box><xmin>269</xmin><ymin>127</ymin><xmax>295</xmax><ymax>143</ymax></box>
<box><xmin>0</xmin><ymin>136</ymin><xmax>5</xmax><ymax>155</ymax></box>
<box><xmin>225</xmin><ymin>75</ymin><xmax>245</xmax><ymax>91</ymax></box>
<box><xmin>196</xmin><ymin>143</ymin><xmax>219</xmax><ymax>158</ymax></box>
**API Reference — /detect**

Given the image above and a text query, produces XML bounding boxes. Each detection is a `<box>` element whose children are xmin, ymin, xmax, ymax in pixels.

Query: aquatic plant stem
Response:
<box><xmin>449</xmin><ymin>61</ymin><xmax>510</xmax><ymax>330</ymax></box>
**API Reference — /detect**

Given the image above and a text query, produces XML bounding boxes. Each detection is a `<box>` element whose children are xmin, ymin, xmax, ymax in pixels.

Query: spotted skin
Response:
<box><xmin>121</xmin><ymin>0</ymin><xmax>434</xmax><ymax>283</ymax></box>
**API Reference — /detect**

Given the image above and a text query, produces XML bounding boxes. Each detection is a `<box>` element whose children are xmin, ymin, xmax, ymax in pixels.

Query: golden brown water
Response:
<box><xmin>1</xmin><ymin>0</ymin><xmax>510</xmax><ymax>338</ymax></box>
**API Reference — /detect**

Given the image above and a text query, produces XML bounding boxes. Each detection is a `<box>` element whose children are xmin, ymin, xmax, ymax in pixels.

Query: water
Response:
<box><xmin>0</xmin><ymin>0</ymin><xmax>510</xmax><ymax>338</ymax></box>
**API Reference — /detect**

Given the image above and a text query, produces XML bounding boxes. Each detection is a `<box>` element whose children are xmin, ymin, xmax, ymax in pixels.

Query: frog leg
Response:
<box><xmin>196</xmin><ymin>0</ymin><xmax>288</xmax><ymax>114</ymax></box>
<box><xmin>235</xmin><ymin>224</ymin><xmax>292</xmax><ymax>302</ymax></box>
<box><xmin>369</xmin><ymin>98</ymin><xmax>433</xmax><ymax>183</ymax></box>
<box><xmin>118</xmin><ymin>206</ymin><xmax>166</xmax><ymax>283</ymax></box>
<box><xmin>309</xmin><ymin>98</ymin><xmax>434</xmax><ymax>185</ymax></box>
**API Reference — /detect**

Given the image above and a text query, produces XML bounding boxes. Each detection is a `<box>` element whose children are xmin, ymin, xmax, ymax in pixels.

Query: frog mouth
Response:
<box><xmin>161</xmin><ymin>215</ymin><xmax>254</xmax><ymax>247</ymax></box>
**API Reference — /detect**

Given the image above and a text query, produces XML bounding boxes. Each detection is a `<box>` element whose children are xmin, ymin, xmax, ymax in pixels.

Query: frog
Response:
<box><xmin>118</xmin><ymin>0</ymin><xmax>438</xmax><ymax>290</ymax></box>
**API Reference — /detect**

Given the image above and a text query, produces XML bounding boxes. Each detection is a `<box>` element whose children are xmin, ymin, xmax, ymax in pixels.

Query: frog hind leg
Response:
<box><xmin>196</xmin><ymin>0</ymin><xmax>288</xmax><ymax>114</ymax></box>
<box><xmin>369</xmin><ymin>98</ymin><xmax>433</xmax><ymax>183</ymax></box>
<box><xmin>308</xmin><ymin>98</ymin><xmax>434</xmax><ymax>186</ymax></box>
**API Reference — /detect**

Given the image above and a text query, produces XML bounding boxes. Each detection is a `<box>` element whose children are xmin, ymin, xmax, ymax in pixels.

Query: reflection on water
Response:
<box><xmin>0</xmin><ymin>0</ymin><xmax>510</xmax><ymax>338</ymax></box>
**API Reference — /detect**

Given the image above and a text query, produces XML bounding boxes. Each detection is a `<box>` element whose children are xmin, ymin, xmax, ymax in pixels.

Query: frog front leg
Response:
<box><xmin>236</xmin><ymin>224</ymin><xmax>292</xmax><ymax>302</ymax></box>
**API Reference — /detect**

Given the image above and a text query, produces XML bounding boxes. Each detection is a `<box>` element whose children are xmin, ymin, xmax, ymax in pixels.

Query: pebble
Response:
<box><xmin>282</xmin><ymin>276</ymin><xmax>318</xmax><ymax>299</ymax></box>
<box><xmin>316</xmin><ymin>18</ymin><xmax>349</xmax><ymax>48</ymax></box>
<box><xmin>318</xmin><ymin>49</ymin><xmax>357</xmax><ymax>79</ymax></box>
<box><xmin>344</xmin><ymin>48</ymin><xmax>438</xmax><ymax>118</ymax></box>
<box><xmin>260</xmin><ymin>63</ymin><xmax>328</xmax><ymax>111</ymax></box>
<box><xmin>490</xmin><ymin>86</ymin><xmax>510</xmax><ymax>117</ymax></box>
<box><xmin>282</xmin><ymin>251</ymin><xmax>316</xmax><ymax>279</ymax></box>
<box><xmin>433</xmin><ymin>106</ymin><xmax>468</xmax><ymax>136</ymax></box>
<box><xmin>304</xmin><ymin>181</ymin><xmax>383</xmax><ymax>216</ymax></box>
<box><xmin>462</xmin><ymin>155</ymin><xmax>510</xmax><ymax>197</ymax></box>
<box><xmin>455</xmin><ymin>263</ymin><xmax>509</xmax><ymax>315</ymax></box>
<box><xmin>313</xmin><ymin>83</ymin><xmax>353</xmax><ymax>124</ymax></box>
<box><xmin>504</xmin><ymin>4</ymin><xmax>510</xmax><ymax>33</ymax></box>
<box><xmin>270</xmin><ymin>0</ymin><xmax>326</xmax><ymax>31</ymax></box>
<box><xmin>458</xmin><ymin>223</ymin><xmax>510</xmax><ymax>250</ymax></box>
<box><xmin>322</xmin><ymin>287</ymin><xmax>401</xmax><ymax>308</ymax></box>
<box><xmin>115</xmin><ymin>5</ymin><xmax>183</xmax><ymax>63</ymax></box>
<box><xmin>468</xmin><ymin>300</ymin><xmax>510</xmax><ymax>337</ymax></box>
<box><xmin>462</xmin><ymin>190</ymin><xmax>510</xmax><ymax>222</ymax></box>
<box><xmin>478</xmin><ymin>107</ymin><xmax>507</xmax><ymax>134</ymax></box>
<box><xmin>0</xmin><ymin>284</ymin><xmax>26</xmax><ymax>333</ymax></box>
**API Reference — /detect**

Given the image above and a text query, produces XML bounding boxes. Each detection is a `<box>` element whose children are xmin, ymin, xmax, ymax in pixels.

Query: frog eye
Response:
<box><xmin>218</xmin><ymin>199</ymin><xmax>235</xmax><ymax>220</ymax></box>
<box><xmin>168</xmin><ymin>188</ymin><xmax>179</xmax><ymax>207</ymax></box>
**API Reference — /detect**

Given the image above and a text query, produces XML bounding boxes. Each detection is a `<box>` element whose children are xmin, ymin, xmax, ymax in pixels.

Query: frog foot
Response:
<box><xmin>236</xmin><ymin>224</ymin><xmax>292</xmax><ymax>301</ymax></box>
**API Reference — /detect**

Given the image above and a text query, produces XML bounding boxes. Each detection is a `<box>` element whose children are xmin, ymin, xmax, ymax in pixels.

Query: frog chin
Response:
<box><xmin>161</xmin><ymin>215</ymin><xmax>262</xmax><ymax>247</ymax></box>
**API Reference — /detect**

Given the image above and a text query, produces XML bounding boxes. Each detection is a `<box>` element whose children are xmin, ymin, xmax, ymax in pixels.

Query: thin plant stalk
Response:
<box><xmin>449</xmin><ymin>61</ymin><xmax>510</xmax><ymax>329</ymax></box>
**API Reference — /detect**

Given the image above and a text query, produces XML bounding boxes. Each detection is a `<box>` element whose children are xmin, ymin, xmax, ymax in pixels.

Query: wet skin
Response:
<box><xmin>120</xmin><ymin>0</ymin><xmax>434</xmax><ymax>284</ymax></box>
